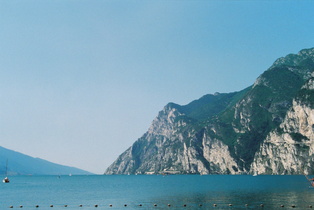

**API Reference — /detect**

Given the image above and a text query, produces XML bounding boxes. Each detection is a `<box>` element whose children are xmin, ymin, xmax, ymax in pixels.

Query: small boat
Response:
<box><xmin>3</xmin><ymin>177</ymin><xmax>9</xmax><ymax>183</ymax></box>
<box><xmin>3</xmin><ymin>160</ymin><xmax>9</xmax><ymax>183</ymax></box>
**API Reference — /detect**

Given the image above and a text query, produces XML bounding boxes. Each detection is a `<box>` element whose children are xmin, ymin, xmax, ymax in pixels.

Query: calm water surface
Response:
<box><xmin>0</xmin><ymin>175</ymin><xmax>313</xmax><ymax>209</ymax></box>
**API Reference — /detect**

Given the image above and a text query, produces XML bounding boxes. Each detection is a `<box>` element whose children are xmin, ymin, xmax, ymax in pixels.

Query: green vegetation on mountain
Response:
<box><xmin>105</xmin><ymin>47</ymin><xmax>314</xmax><ymax>175</ymax></box>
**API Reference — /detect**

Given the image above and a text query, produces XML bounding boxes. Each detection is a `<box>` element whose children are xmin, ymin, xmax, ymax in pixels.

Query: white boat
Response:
<box><xmin>3</xmin><ymin>177</ymin><xmax>9</xmax><ymax>183</ymax></box>
<box><xmin>3</xmin><ymin>160</ymin><xmax>9</xmax><ymax>183</ymax></box>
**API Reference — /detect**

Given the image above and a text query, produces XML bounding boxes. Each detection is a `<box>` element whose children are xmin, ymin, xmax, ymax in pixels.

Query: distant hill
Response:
<box><xmin>0</xmin><ymin>146</ymin><xmax>92</xmax><ymax>175</ymax></box>
<box><xmin>105</xmin><ymin>47</ymin><xmax>314</xmax><ymax>175</ymax></box>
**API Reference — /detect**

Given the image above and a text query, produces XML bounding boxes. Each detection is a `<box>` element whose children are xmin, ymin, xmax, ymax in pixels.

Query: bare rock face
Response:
<box><xmin>105</xmin><ymin>103</ymin><xmax>242</xmax><ymax>175</ymax></box>
<box><xmin>105</xmin><ymin>48</ymin><xmax>314</xmax><ymax>175</ymax></box>
<box><xmin>251</xmin><ymin>77</ymin><xmax>314</xmax><ymax>175</ymax></box>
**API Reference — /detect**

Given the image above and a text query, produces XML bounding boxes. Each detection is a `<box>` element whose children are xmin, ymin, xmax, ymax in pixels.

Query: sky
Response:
<box><xmin>1</xmin><ymin>0</ymin><xmax>314</xmax><ymax>174</ymax></box>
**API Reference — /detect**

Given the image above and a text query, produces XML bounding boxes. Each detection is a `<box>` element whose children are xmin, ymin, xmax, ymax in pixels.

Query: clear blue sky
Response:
<box><xmin>1</xmin><ymin>0</ymin><xmax>314</xmax><ymax>174</ymax></box>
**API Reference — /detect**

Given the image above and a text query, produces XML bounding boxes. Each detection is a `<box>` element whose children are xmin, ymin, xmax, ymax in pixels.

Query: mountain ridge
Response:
<box><xmin>0</xmin><ymin>146</ymin><xmax>92</xmax><ymax>175</ymax></box>
<box><xmin>105</xmin><ymin>47</ymin><xmax>314</xmax><ymax>175</ymax></box>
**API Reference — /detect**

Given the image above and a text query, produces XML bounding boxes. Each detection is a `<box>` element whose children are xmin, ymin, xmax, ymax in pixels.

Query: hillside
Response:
<box><xmin>0</xmin><ymin>146</ymin><xmax>92</xmax><ymax>175</ymax></box>
<box><xmin>105</xmin><ymin>47</ymin><xmax>314</xmax><ymax>175</ymax></box>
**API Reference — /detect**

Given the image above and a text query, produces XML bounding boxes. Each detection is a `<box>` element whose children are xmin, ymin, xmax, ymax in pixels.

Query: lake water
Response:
<box><xmin>0</xmin><ymin>175</ymin><xmax>313</xmax><ymax>209</ymax></box>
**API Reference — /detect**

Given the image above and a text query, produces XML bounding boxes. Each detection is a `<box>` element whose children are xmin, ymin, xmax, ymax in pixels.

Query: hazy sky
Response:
<box><xmin>1</xmin><ymin>0</ymin><xmax>314</xmax><ymax>174</ymax></box>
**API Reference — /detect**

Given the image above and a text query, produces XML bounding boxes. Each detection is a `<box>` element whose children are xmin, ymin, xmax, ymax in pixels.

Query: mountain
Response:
<box><xmin>0</xmin><ymin>146</ymin><xmax>92</xmax><ymax>175</ymax></box>
<box><xmin>105</xmin><ymin>47</ymin><xmax>314</xmax><ymax>175</ymax></box>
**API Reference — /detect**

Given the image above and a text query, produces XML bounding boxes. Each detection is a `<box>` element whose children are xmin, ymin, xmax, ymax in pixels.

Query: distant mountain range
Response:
<box><xmin>105</xmin><ymin>47</ymin><xmax>314</xmax><ymax>175</ymax></box>
<box><xmin>0</xmin><ymin>146</ymin><xmax>92</xmax><ymax>175</ymax></box>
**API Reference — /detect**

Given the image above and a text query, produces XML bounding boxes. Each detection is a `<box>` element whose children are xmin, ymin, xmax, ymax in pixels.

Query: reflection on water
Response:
<box><xmin>153</xmin><ymin>190</ymin><xmax>312</xmax><ymax>209</ymax></box>
<box><xmin>0</xmin><ymin>175</ymin><xmax>312</xmax><ymax>209</ymax></box>
<box><xmin>140</xmin><ymin>175</ymin><xmax>312</xmax><ymax>209</ymax></box>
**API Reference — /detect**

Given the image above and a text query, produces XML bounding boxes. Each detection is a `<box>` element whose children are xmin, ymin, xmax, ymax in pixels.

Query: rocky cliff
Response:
<box><xmin>250</xmin><ymin>75</ymin><xmax>314</xmax><ymax>175</ymax></box>
<box><xmin>105</xmin><ymin>48</ymin><xmax>314</xmax><ymax>175</ymax></box>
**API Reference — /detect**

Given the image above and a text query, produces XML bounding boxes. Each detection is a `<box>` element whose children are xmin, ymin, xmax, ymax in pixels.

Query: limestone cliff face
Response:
<box><xmin>105</xmin><ymin>103</ymin><xmax>242</xmax><ymax>175</ymax></box>
<box><xmin>250</xmin><ymin>76</ymin><xmax>314</xmax><ymax>175</ymax></box>
<box><xmin>105</xmin><ymin>47</ymin><xmax>314</xmax><ymax>175</ymax></box>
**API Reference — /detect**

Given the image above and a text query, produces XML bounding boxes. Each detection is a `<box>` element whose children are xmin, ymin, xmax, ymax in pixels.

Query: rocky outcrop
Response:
<box><xmin>105</xmin><ymin>48</ymin><xmax>314</xmax><ymax>175</ymax></box>
<box><xmin>105</xmin><ymin>103</ymin><xmax>243</xmax><ymax>175</ymax></box>
<box><xmin>250</xmin><ymin>75</ymin><xmax>314</xmax><ymax>175</ymax></box>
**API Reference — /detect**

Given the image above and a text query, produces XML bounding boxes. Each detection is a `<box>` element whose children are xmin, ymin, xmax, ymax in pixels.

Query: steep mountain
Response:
<box><xmin>250</xmin><ymin>75</ymin><xmax>314</xmax><ymax>174</ymax></box>
<box><xmin>0</xmin><ymin>146</ymin><xmax>92</xmax><ymax>175</ymax></box>
<box><xmin>105</xmin><ymin>47</ymin><xmax>314</xmax><ymax>175</ymax></box>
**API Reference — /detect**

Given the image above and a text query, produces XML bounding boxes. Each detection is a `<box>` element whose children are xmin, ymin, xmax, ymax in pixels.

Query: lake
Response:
<box><xmin>0</xmin><ymin>175</ymin><xmax>312</xmax><ymax>209</ymax></box>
